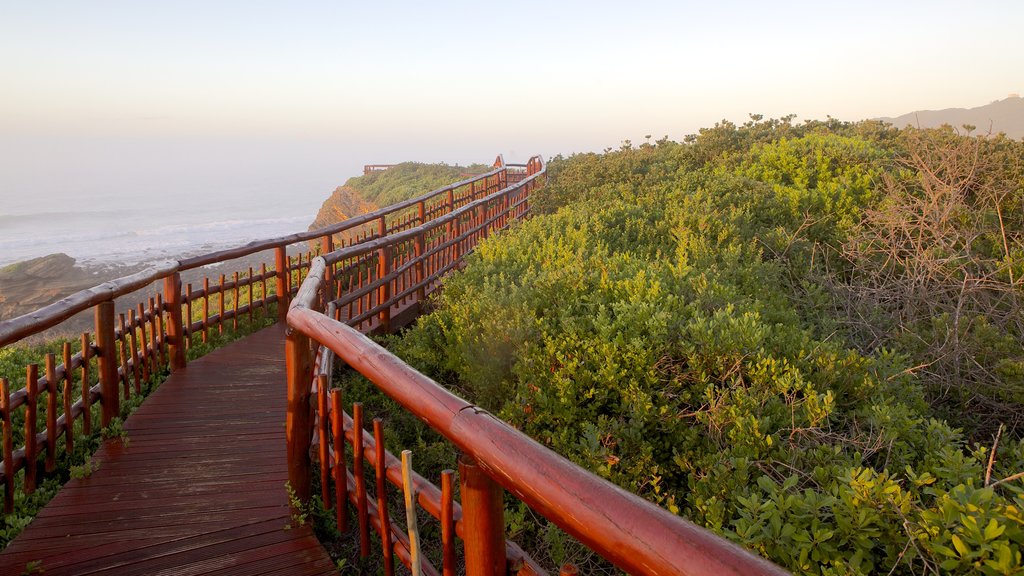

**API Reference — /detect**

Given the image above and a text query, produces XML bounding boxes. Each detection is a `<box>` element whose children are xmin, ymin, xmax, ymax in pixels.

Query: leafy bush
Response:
<box><xmin>389</xmin><ymin>119</ymin><xmax>1024</xmax><ymax>574</ymax></box>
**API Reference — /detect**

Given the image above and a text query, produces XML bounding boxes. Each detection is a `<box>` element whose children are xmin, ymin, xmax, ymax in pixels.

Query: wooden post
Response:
<box><xmin>285</xmin><ymin>326</ymin><xmax>312</xmax><ymax>503</ymax></box>
<box><xmin>164</xmin><ymin>272</ymin><xmax>186</xmax><ymax>371</ymax></box>
<box><xmin>321</xmin><ymin>235</ymin><xmax>334</xmax><ymax>307</ymax></box>
<box><xmin>80</xmin><ymin>332</ymin><xmax>92</xmax><ymax>436</ymax></box>
<box><xmin>378</xmin><ymin>245</ymin><xmax>391</xmax><ymax>333</ymax></box>
<box><xmin>373</xmin><ymin>419</ymin><xmax>394</xmax><ymax>576</ymax></box>
<box><xmin>415</xmin><ymin>199</ymin><xmax>427</xmax><ymax>302</ymax></box>
<box><xmin>330</xmin><ymin>388</ymin><xmax>348</xmax><ymax>532</ymax></box>
<box><xmin>45</xmin><ymin>354</ymin><xmax>57</xmax><ymax>473</ymax></box>
<box><xmin>96</xmin><ymin>300</ymin><xmax>120</xmax><ymax>427</ymax></box>
<box><xmin>62</xmin><ymin>342</ymin><xmax>74</xmax><ymax>455</ymax></box>
<box><xmin>318</xmin><ymin>374</ymin><xmax>331</xmax><ymax>507</ymax></box>
<box><xmin>440</xmin><ymin>469</ymin><xmax>456</xmax><ymax>576</ymax></box>
<box><xmin>401</xmin><ymin>448</ymin><xmax>421</xmax><ymax>573</ymax></box>
<box><xmin>353</xmin><ymin>402</ymin><xmax>371</xmax><ymax>558</ymax></box>
<box><xmin>1</xmin><ymin>377</ymin><xmax>13</xmax><ymax>512</ymax></box>
<box><xmin>402</xmin><ymin>450</ymin><xmax>423</xmax><ymax>576</ymax></box>
<box><xmin>185</xmin><ymin>282</ymin><xmax>193</xmax><ymax>349</ymax></box>
<box><xmin>452</xmin><ymin>217</ymin><xmax>462</xmax><ymax>264</ymax></box>
<box><xmin>415</xmin><ymin>231</ymin><xmax>426</xmax><ymax>302</ymax></box>
<box><xmin>477</xmin><ymin>204</ymin><xmax>488</xmax><ymax>243</ymax></box>
<box><xmin>24</xmin><ymin>365</ymin><xmax>38</xmax><ymax>493</ymax></box>
<box><xmin>275</xmin><ymin>246</ymin><xmax>289</xmax><ymax>324</ymax></box>
<box><xmin>459</xmin><ymin>454</ymin><xmax>506</xmax><ymax>576</ymax></box>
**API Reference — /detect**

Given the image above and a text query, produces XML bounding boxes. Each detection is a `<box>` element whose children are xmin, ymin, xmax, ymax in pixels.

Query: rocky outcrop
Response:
<box><xmin>308</xmin><ymin>184</ymin><xmax>379</xmax><ymax>244</ymax></box>
<box><xmin>0</xmin><ymin>254</ymin><xmax>102</xmax><ymax>318</ymax></box>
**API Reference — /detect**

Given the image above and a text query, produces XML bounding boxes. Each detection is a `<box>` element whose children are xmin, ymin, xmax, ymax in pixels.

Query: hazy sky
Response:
<box><xmin>1</xmin><ymin>0</ymin><xmax>1021</xmax><ymax>212</ymax></box>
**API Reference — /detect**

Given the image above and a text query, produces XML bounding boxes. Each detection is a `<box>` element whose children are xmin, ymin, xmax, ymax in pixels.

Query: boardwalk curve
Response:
<box><xmin>0</xmin><ymin>325</ymin><xmax>336</xmax><ymax>576</ymax></box>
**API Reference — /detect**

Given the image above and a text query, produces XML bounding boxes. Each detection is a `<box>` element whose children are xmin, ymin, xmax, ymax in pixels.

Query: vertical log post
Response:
<box><xmin>1</xmin><ymin>378</ymin><xmax>13</xmax><ymax>512</ymax></box>
<box><xmin>80</xmin><ymin>332</ymin><xmax>92</xmax><ymax>436</ymax></box>
<box><xmin>285</xmin><ymin>325</ymin><xmax>312</xmax><ymax>503</ymax></box>
<box><xmin>459</xmin><ymin>454</ymin><xmax>506</xmax><ymax>576</ymax></box>
<box><xmin>402</xmin><ymin>450</ymin><xmax>423</xmax><ymax>576</ymax></box>
<box><xmin>416</xmin><ymin>201</ymin><xmax>426</xmax><ymax>302</ymax></box>
<box><xmin>477</xmin><ymin>204</ymin><xmax>488</xmax><ymax>243</ymax></box>
<box><xmin>452</xmin><ymin>217</ymin><xmax>462</xmax><ymax>264</ymax></box>
<box><xmin>321</xmin><ymin>235</ymin><xmax>334</xmax><ymax>308</ymax></box>
<box><xmin>95</xmin><ymin>300</ymin><xmax>120</xmax><ymax>427</ymax></box>
<box><xmin>440</xmin><ymin>469</ymin><xmax>456</xmax><ymax>576</ymax></box>
<box><xmin>62</xmin><ymin>342</ymin><xmax>73</xmax><ymax>455</ymax></box>
<box><xmin>164</xmin><ymin>272</ymin><xmax>187</xmax><ymax>371</ymax></box>
<box><xmin>377</xmin><ymin>217</ymin><xmax>391</xmax><ymax>332</ymax></box>
<box><xmin>353</xmin><ymin>402</ymin><xmax>371</xmax><ymax>558</ymax></box>
<box><xmin>275</xmin><ymin>246</ymin><xmax>289</xmax><ymax>324</ymax></box>
<box><xmin>373</xmin><ymin>419</ymin><xmax>394</xmax><ymax>576</ymax></box>
<box><xmin>24</xmin><ymin>365</ymin><xmax>38</xmax><ymax>493</ymax></box>
<box><xmin>44</xmin><ymin>354</ymin><xmax>57</xmax><ymax>473</ymax></box>
<box><xmin>318</xmin><ymin>374</ymin><xmax>331</xmax><ymax>507</ymax></box>
<box><xmin>330</xmin><ymin>388</ymin><xmax>348</xmax><ymax>532</ymax></box>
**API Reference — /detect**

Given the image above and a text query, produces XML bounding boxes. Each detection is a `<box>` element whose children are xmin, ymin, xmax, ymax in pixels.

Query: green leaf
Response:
<box><xmin>951</xmin><ymin>534</ymin><xmax>970</xmax><ymax>558</ymax></box>
<box><xmin>983</xmin><ymin>518</ymin><xmax>1005</xmax><ymax>541</ymax></box>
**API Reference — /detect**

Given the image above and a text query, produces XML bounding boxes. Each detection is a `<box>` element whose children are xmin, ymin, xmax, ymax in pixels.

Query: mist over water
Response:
<box><xmin>0</xmin><ymin>135</ymin><xmax>367</xmax><ymax>268</ymax></box>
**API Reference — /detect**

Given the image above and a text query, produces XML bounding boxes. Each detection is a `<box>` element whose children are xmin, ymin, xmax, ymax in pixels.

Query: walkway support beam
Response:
<box><xmin>285</xmin><ymin>326</ymin><xmax>313</xmax><ymax>503</ymax></box>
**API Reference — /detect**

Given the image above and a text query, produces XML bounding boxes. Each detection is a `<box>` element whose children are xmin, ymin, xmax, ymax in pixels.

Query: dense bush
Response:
<box><xmin>348</xmin><ymin>162</ymin><xmax>490</xmax><ymax>207</ymax></box>
<box><xmin>391</xmin><ymin>119</ymin><xmax>1024</xmax><ymax>574</ymax></box>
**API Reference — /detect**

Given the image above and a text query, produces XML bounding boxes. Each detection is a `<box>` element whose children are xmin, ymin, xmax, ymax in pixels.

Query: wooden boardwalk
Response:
<box><xmin>0</xmin><ymin>325</ymin><xmax>337</xmax><ymax>576</ymax></box>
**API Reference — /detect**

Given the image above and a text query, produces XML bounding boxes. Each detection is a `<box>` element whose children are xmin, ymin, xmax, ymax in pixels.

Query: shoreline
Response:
<box><xmin>0</xmin><ymin>247</ymin><xmax>307</xmax><ymax>345</ymax></box>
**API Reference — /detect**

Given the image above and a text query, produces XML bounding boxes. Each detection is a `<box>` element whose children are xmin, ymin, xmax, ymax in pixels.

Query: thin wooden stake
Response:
<box><xmin>217</xmin><ymin>275</ymin><xmax>225</xmax><ymax>335</ymax></box>
<box><xmin>353</xmin><ymin>403</ymin><xmax>370</xmax><ymax>558</ymax></box>
<box><xmin>330</xmin><ymin>388</ymin><xmax>347</xmax><ymax>532</ymax></box>
<box><xmin>202</xmin><ymin>277</ymin><xmax>210</xmax><ymax>343</ymax></box>
<box><xmin>440</xmin><ymin>470</ymin><xmax>456</xmax><ymax>576</ymax></box>
<box><xmin>136</xmin><ymin>304</ymin><xmax>151</xmax><ymax>384</ymax></box>
<box><xmin>232</xmin><ymin>271</ymin><xmax>240</xmax><ymax>331</ymax></box>
<box><xmin>185</xmin><ymin>283</ymin><xmax>193</xmax><ymax>349</ymax></box>
<box><xmin>63</xmin><ymin>342</ymin><xmax>73</xmax><ymax>455</ymax></box>
<box><xmin>402</xmin><ymin>450</ymin><xmax>423</xmax><ymax>576</ymax></box>
<box><xmin>373</xmin><ymin>418</ymin><xmax>394</xmax><ymax>576</ymax></box>
<box><xmin>118</xmin><ymin>314</ymin><xmax>131</xmax><ymax>398</ymax></box>
<box><xmin>44</xmin><ymin>354</ymin><xmax>57</xmax><ymax>473</ymax></box>
<box><xmin>80</xmin><ymin>332</ymin><xmax>92</xmax><ymax>436</ymax></box>
<box><xmin>24</xmin><ymin>364</ymin><xmax>38</xmax><ymax>493</ymax></box>
<box><xmin>1</xmin><ymin>378</ymin><xmax>13</xmax><ymax>513</ymax></box>
<box><xmin>318</xmin><ymin>375</ymin><xmax>330</xmax><ymax>507</ymax></box>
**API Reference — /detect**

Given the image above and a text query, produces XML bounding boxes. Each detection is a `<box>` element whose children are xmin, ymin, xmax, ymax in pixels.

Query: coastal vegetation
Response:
<box><xmin>309</xmin><ymin>161</ymin><xmax>492</xmax><ymax>241</ymax></box>
<box><xmin>373</xmin><ymin>119</ymin><xmax>1024</xmax><ymax>574</ymax></box>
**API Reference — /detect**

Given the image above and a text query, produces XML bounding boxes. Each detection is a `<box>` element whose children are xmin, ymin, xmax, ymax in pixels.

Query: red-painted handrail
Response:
<box><xmin>286</xmin><ymin>156</ymin><xmax>788</xmax><ymax>576</ymax></box>
<box><xmin>0</xmin><ymin>156</ymin><xmax>516</xmax><ymax>518</ymax></box>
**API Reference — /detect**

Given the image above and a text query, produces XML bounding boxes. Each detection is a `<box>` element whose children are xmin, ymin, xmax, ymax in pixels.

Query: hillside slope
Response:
<box><xmin>879</xmin><ymin>95</ymin><xmax>1024</xmax><ymax>138</ymax></box>
<box><xmin>309</xmin><ymin>162</ymin><xmax>489</xmax><ymax>242</ymax></box>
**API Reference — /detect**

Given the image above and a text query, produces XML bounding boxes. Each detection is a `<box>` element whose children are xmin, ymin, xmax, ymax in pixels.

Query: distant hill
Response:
<box><xmin>878</xmin><ymin>95</ymin><xmax>1024</xmax><ymax>138</ymax></box>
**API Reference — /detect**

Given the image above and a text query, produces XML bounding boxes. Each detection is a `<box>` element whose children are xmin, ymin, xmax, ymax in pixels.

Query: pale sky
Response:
<box><xmin>1</xmin><ymin>1</ymin><xmax>1021</xmax><ymax>213</ymax></box>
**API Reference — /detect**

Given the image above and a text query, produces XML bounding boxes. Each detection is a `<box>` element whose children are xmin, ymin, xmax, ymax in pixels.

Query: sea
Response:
<box><xmin>0</xmin><ymin>157</ymin><xmax>354</xmax><ymax>269</ymax></box>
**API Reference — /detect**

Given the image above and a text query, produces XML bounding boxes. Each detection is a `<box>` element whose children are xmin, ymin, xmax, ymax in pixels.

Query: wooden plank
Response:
<box><xmin>0</xmin><ymin>325</ymin><xmax>335</xmax><ymax>576</ymax></box>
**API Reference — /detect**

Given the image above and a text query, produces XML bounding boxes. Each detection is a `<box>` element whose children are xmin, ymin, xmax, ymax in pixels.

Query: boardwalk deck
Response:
<box><xmin>0</xmin><ymin>324</ymin><xmax>337</xmax><ymax>576</ymax></box>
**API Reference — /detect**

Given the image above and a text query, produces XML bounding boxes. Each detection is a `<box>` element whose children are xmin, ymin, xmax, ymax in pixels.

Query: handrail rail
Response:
<box><xmin>0</xmin><ymin>261</ymin><xmax>178</xmax><ymax>348</ymax></box>
<box><xmin>0</xmin><ymin>155</ymin><xmax>515</xmax><ymax>524</ymax></box>
<box><xmin>0</xmin><ymin>165</ymin><xmax>505</xmax><ymax>347</ymax></box>
<box><xmin>179</xmin><ymin>166</ymin><xmax>503</xmax><ymax>270</ymax></box>
<box><xmin>318</xmin><ymin>169</ymin><xmax>545</xmax><ymax>268</ymax></box>
<box><xmin>289</xmin><ymin>307</ymin><xmax>786</xmax><ymax>576</ymax></box>
<box><xmin>286</xmin><ymin>156</ymin><xmax>788</xmax><ymax>575</ymax></box>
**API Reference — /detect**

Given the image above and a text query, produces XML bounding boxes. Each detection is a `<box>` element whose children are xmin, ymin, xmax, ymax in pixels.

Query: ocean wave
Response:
<box><xmin>0</xmin><ymin>213</ymin><xmax>314</xmax><ymax>267</ymax></box>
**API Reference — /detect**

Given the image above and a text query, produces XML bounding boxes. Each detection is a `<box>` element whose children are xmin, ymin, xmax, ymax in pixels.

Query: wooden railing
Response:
<box><xmin>0</xmin><ymin>154</ymin><xmax>514</xmax><ymax>516</ymax></box>
<box><xmin>286</xmin><ymin>160</ymin><xmax>788</xmax><ymax>575</ymax></box>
